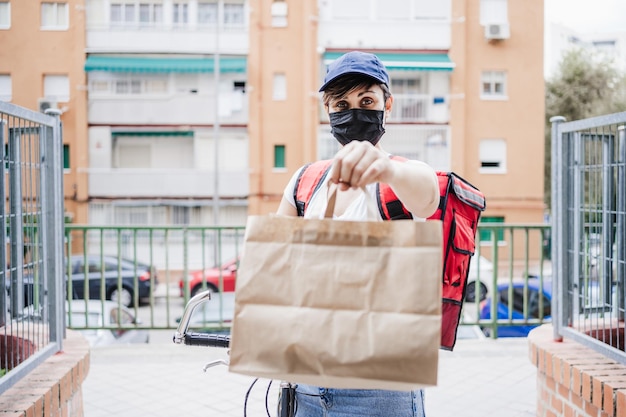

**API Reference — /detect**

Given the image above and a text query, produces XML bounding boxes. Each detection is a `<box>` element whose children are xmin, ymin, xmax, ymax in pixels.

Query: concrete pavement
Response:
<box><xmin>82</xmin><ymin>330</ymin><xmax>537</xmax><ymax>417</ymax></box>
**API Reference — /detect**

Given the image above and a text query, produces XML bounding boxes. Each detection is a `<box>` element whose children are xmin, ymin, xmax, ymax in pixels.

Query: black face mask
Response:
<box><xmin>329</xmin><ymin>109</ymin><xmax>385</xmax><ymax>146</ymax></box>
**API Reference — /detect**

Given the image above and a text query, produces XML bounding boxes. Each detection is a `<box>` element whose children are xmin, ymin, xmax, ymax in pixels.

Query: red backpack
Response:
<box><xmin>293</xmin><ymin>157</ymin><xmax>486</xmax><ymax>350</ymax></box>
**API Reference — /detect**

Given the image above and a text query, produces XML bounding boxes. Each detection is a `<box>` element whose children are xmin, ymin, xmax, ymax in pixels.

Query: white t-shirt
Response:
<box><xmin>283</xmin><ymin>165</ymin><xmax>422</xmax><ymax>221</ymax></box>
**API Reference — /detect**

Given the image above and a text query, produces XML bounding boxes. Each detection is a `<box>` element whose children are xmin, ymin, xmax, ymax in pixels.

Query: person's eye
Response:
<box><xmin>361</xmin><ymin>97</ymin><xmax>374</xmax><ymax>106</ymax></box>
<box><xmin>334</xmin><ymin>101</ymin><xmax>348</xmax><ymax>110</ymax></box>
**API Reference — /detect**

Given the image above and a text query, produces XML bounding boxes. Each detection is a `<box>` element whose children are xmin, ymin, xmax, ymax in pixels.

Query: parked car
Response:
<box><xmin>465</xmin><ymin>255</ymin><xmax>494</xmax><ymax>303</ymax></box>
<box><xmin>68</xmin><ymin>255</ymin><xmax>157</xmax><ymax>308</ymax></box>
<box><xmin>66</xmin><ymin>300</ymin><xmax>150</xmax><ymax>347</ymax></box>
<box><xmin>479</xmin><ymin>278</ymin><xmax>552</xmax><ymax>337</ymax></box>
<box><xmin>179</xmin><ymin>257</ymin><xmax>238</xmax><ymax>298</ymax></box>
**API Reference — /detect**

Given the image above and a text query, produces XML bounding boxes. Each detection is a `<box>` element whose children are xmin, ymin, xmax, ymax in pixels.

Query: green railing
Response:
<box><xmin>64</xmin><ymin>223</ymin><xmax>552</xmax><ymax>340</ymax></box>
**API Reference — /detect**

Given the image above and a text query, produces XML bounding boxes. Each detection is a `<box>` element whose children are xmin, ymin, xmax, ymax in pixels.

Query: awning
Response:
<box><xmin>85</xmin><ymin>56</ymin><xmax>247</xmax><ymax>73</ymax></box>
<box><xmin>323</xmin><ymin>52</ymin><xmax>455</xmax><ymax>71</ymax></box>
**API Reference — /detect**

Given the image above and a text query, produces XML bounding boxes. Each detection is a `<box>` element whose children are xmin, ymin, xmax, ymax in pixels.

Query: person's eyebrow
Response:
<box><xmin>357</xmin><ymin>90</ymin><xmax>377</xmax><ymax>97</ymax></box>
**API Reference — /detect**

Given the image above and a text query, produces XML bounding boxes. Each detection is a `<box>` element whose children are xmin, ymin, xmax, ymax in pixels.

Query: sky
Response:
<box><xmin>544</xmin><ymin>0</ymin><xmax>626</xmax><ymax>33</ymax></box>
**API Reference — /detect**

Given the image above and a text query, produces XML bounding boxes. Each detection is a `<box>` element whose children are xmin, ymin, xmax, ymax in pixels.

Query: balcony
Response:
<box><xmin>88</xmin><ymin>93</ymin><xmax>248</xmax><ymax>125</ymax></box>
<box><xmin>87</xmin><ymin>26</ymin><xmax>248</xmax><ymax>54</ymax></box>
<box><xmin>87</xmin><ymin>168</ymin><xmax>249</xmax><ymax>199</ymax></box>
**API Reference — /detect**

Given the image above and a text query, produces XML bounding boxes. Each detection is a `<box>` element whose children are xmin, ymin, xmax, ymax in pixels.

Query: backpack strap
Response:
<box><xmin>377</xmin><ymin>155</ymin><xmax>413</xmax><ymax>220</ymax></box>
<box><xmin>293</xmin><ymin>160</ymin><xmax>333</xmax><ymax>217</ymax></box>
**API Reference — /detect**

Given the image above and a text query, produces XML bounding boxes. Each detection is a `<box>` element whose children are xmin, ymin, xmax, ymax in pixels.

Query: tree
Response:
<box><xmin>544</xmin><ymin>47</ymin><xmax>626</xmax><ymax>208</ymax></box>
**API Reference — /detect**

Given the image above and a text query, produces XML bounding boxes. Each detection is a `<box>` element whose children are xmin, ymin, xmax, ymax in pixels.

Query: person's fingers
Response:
<box><xmin>330</xmin><ymin>142</ymin><xmax>365</xmax><ymax>186</ymax></box>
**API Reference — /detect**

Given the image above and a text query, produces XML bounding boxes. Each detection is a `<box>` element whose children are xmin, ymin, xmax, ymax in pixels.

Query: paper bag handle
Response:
<box><xmin>323</xmin><ymin>184</ymin><xmax>380</xmax><ymax>220</ymax></box>
<box><xmin>324</xmin><ymin>184</ymin><xmax>339</xmax><ymax>218</ymax></box>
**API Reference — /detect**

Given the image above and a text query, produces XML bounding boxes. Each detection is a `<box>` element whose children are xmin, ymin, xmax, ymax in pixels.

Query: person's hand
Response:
<box><xmin>329</xmin><ymin>141</ymin><xmax>394</xmax><ymax>191</ymax></box>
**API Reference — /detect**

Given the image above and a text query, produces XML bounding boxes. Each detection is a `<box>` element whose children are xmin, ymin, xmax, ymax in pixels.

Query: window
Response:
<box><xmin>172</xmin><ymin>206</ymin><xmax>190</xmax><ymax>225</ymax></box>
<box><xmin>479</xmin><ymin>216</ymin><xmax>505</xmax><ymax>244</ymax></box>
<box><xmin>41</xmin><ymin>2</ymin><xmax>68</xmax><ymax>30</ymax></box>
<box><xmin>173</xmin><ymin>1</ymin><xmax>189</xmax><ymax>25</ymax></box>
<box><xmin>139</xmin><ymin>2</ymin><xmax>163</xmax><ymax>26</ymax></box>
<box><xmin>44</xmin><ymin>74</ymin><xmax>70</xmax><ymax>102</ymax></box>
<box><xmin>480</xmin><ymin>70</ymin><xmax>507</xmax><ymax>99</ymax></box>
<box><xmin>0</xmin><ymin>74</ymin><xmax>11</xmax><ymax>101</ymax></box>
<box><xmin>0</xmin><ymin>2</ymin><xmax>10</xmax><ymax>29</ymax></box>
<box><xmin>110</xmin><ymin>2</ymin><xmax>136</xmax><ymax>25</ymax></box>
<box><xmin>480</xmin><ymin>0</ymin><xmax>508</xmax><ymax>24</ymax></box>
<box><xmin>63</xmin><ymin>144</ymin><xmax>70</xmax><ymax>170</ymax></box>
<box><xmin>272</xmin><ymin>73</ymin><xmax>286</xmax><ymax>101</ymax></box>
<box><xmin>479</xmin><ymin>138</ymin><xmax>506</xmax><ymax>173</ymax></box>
<box><xmin>271</xmin><ymin>0</ymin><xmax>287</xmax><ymax>27</ymax></box>
<box><xmin>90</xmin><ymin>75</ymin><xmax>169</xmax><ymax>96</ymax></box>
<box><xmin>223</xmin><ymin>1</ymin><xmax>244</xmax><ymax>25</ymax></box>
<box><xmin>274</xmin><ymin>145</ymin><xmax>285</xmax><ymax>169</ymax></box>
<box><xmin>116</xmin><ymin>79</ymin><xmax>140</xmax><ymax>94</ymax></box>
<box><xmin>110</xmin><ymin>1</ymin><xmax>163</xmax><ymax>26</ymax></box>
<box><xmin>198</xmin><ymin>1</ymin><xmax>217</xmax><ymax>25</ymax></box>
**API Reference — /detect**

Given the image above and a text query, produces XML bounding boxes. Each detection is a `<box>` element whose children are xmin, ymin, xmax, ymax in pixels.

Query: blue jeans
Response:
<box><xmin>294</xmin><ymin>384</ymin><xmax>426</xmax><ymax>417</ymax></box>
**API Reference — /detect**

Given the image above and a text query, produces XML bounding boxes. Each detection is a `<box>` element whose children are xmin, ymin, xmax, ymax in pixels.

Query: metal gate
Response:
<box><xmin>0</xmin><ymin>102</ymin><xmax>65</xmax><ymax>394</ymax></box>
<box><xmin>551</xmin><ymin>112</ymin><xmax>626</xmax><ymax>363</ymax></box>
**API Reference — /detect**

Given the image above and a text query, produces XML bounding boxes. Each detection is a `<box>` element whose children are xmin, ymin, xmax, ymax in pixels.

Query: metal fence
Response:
<box><xmin>551</xmin><ymin>112</ymin><xmax>626</xmax><ymax>364</ymax></box>
<box><xmin>62</xmin><ymin>222</ymin><xmax>553</xmax><ymax>341</ymax></box>
<box><xmin>0</xmin><ymin>102</ymin><xmax>66</xmax><ymax>394</ymax></box>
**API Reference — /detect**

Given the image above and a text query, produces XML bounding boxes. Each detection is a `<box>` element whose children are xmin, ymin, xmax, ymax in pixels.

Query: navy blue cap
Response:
<box><xmin>319</xmin><ymin>51</ymin><xmax>389</xmax><ymax>92</ymax></box>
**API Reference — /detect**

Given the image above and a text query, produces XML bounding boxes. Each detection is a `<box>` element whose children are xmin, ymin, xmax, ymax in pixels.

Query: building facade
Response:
<box><xmin>0</xmin><ymin>0</ymin><xmax>88</xmax><ymax>223</ymax></box>
<box><xmin>1</xmin><ymin>0</ymin><xmax>545</xmax><ymax>237</ymax></box>
<box><xmin>249</xmin><ymin>0</ymin><xmax>546</xmax><ymax>234</ymax></box>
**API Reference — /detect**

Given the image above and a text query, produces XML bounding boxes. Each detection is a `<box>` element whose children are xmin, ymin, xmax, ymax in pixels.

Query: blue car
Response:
<box><xmin>479</xmin><ymin>278</ymin><xmax>552</xmax><ymax>337</ymax></box>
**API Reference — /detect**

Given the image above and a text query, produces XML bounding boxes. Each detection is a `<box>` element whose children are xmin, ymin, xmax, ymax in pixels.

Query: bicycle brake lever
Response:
<box><xmin>203</xmin><ymin>358</ymin><xmax>230</xmax><ymax>371</ymax></box>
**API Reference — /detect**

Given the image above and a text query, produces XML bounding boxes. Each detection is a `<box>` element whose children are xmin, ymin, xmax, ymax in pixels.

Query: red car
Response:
<box><xmin>179</xmin><ymin>258</ymin><xmax>238</xmax><ymax>297</ymax></box>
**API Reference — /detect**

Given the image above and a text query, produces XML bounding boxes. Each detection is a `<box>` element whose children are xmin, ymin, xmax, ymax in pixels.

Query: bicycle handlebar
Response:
<box><xmin>173</xmin><ymin>290</ymin><xmax>231</xmax><ymax>347</ymax></box>
<box><xmin>182</xmin><ymin>332</ymin><xmax>231</xmax><ymax>348</ymax></box>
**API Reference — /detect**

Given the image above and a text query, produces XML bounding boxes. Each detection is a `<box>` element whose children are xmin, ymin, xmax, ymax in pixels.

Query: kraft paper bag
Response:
<box><xmin>229</xmin><ymin>190</ymin><xmax>442</xmax><ymax>391</ymax></box>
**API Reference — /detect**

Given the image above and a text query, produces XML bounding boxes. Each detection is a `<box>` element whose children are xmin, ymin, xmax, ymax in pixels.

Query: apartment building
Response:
<box><xmin>83</xmin><ymin>0</ymin><xmax>249</xmax><ymax>227</ymax></box>
<box><xmin>0</xmin><ymin>0</ymin><xmax>88</xmax><ymax>223</ymax></box>
<box><xmin>1</xmin><ymin>0</ymin><xmax>545</xmax><ymax>240</ymax></box>
<box><xmin>249</xmin><ymin>0</ymin><xmax>546</xmax><ymax>237</ymax></box>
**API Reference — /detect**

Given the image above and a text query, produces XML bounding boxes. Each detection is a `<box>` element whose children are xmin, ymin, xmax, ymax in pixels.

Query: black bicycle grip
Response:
<box><xmin>183</xmin><ymin>332</ymin><xmax>231</xmax><ymax>348</ymax></box>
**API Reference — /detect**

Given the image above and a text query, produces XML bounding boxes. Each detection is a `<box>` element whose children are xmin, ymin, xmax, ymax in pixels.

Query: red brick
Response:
<box><xmin>564</xmin><ymin>403</ymin><xmax>575</xmax><ymax>417</ymax></box>
<box><xmin>593</xmin><ymin>377</ymin><xmax>605</xmax><ymax>410</ymax></box>
<box><xmin>551</xmin><ymin>394</ymin><xmax>564</xmax><ymax>413</ymax></box>
<box><xmin>572</xmin><ymin>391</ymin><xmax>584</xmax><ymax>409</ymax></box>
<box><xmin>582</xmin><ymin>372</ymin><xmax>593</xmax><ymax>402</ymax></box>
<box><xmin>585</xmin><ymin>399</ymin><xmax>599</xmax><ymax>416</ymax></box>
<box><xmin>558</xmin><ymin>382</ymin><xmax>571</xmax><ymax>399</ymax></box>
<box><xmin>616</xmin><ymin>390</ymin><xmax>626</xmax><ymax>417</ymax></box>
<box><xmin>573</xmin><ymin>367</ymin><xmax>582</xmax><ymax>396</ymax></box>
<box><xmin>604</xmin><ymin>382</ymin><xmax>626</xmax><ymax>417</ymax></box>
<box><xmin>564</xmin><ymin>362</ymin><xmax>573</xmax><ymax>389</ymax></box>
<box><xmin>544</xmin><ymin>350</ymin><xmax>553</xmax><ymax>378</ymax></box>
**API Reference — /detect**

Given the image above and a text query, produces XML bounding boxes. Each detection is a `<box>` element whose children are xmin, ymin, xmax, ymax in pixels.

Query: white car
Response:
<box><xmin>66</xmin><ymin>300</ymin><xmax>149</xmax><ymax>347</ymax></box>
<box><xmin>465</xmin><ymin>255</ymin><xmax>494</xmax><ymax>303</ymax></box>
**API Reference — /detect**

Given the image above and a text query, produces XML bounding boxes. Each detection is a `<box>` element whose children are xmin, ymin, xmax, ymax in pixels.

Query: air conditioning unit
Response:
<box><xmin>38</xmin><ymin>98</ymin><xmax>58</xmax><ymax>113</ymax></box>
<box><xmin>485</xmin><ymin>23</ymin><xmax>510</xmax><ymax>40</ymax></box>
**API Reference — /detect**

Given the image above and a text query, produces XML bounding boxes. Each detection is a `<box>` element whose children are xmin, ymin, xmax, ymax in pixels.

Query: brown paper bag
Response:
<box><xmin>229</xmin><ymin>192</ymin><xmax>442</xmax><ymax>391</ymax></box>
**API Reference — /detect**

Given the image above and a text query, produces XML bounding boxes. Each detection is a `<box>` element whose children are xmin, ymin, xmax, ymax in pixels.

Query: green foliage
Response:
<box><xmin>544</xmin><ymin>48</ymin><xmax>626</xmax><ymax>208</ymax></box>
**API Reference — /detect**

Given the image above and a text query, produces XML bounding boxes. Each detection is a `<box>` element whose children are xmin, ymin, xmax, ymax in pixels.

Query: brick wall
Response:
<box><xmin>528</xmin><ymin>325</ymin><xmax>626</xmax><ymax>417</ymax></box>
<box><xmin>0</xmin><ymin>329</ymin><xmax>90</xmax><ymax>417</ymax></box>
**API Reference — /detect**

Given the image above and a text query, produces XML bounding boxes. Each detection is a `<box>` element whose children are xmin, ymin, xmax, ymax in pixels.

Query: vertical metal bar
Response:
<box><xmin>0</xmin><ymin>119</ymin><xmax>6</xmax><ymax>327</ymax></box>
<box><xmin>617</xmin><ymin>126</ymin><xmax>625</xmax><ymax>323</ymax></box>
<box><xmin>602</xmin><ymin>130</ymin><xmax>614</xmax><ymax>307</ymax></box>
<box><xmin>550</xmin><ymin>116</ymin><xmax>566</xmax><ymax>341</ymax></box>
<box><xmin>8</xmin><ymin>125</ymin><xmax>24</xmax><ymax>318</ymax></box>
<box><xmin>45</xmin><ymin>110</ymin><xmax>65</xmax><ymax>346</ymax></box>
